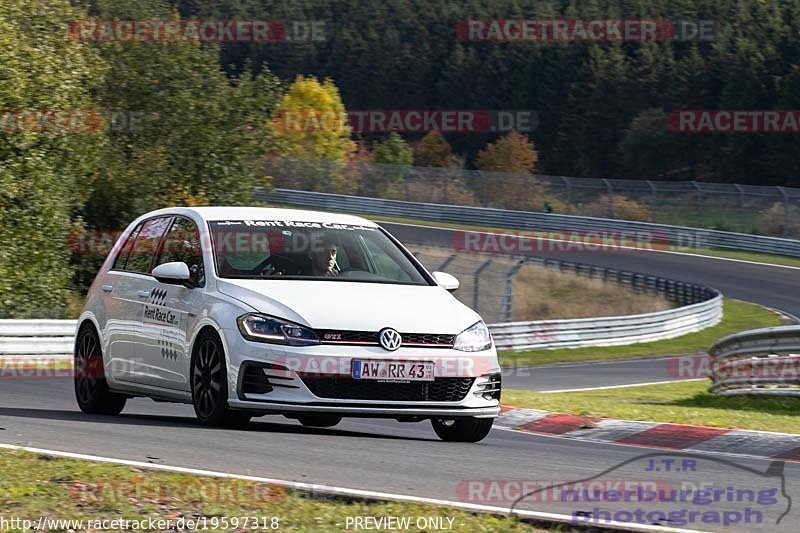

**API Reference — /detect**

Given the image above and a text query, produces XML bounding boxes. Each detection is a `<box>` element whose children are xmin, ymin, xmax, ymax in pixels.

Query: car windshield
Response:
<box><xmin>208</xmin><ymin>220</ymin><xmax>430</xmax><ymax>285</ymax></box>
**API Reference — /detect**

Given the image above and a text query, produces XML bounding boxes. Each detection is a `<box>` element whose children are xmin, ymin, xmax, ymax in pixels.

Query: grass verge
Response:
<box><xmin>503</xmin><ymin>380</ymin><xmax>800</xmax><ymax>434</ymax></box>
<box><xmin>498</xmin><ymin>299</ymin><xmax>782</xmax><ymax>367</ymax></box>
<box><xmin>0</xmin><ymin>449</ymin><xmax>549</xmax><ymax>532</ymax></box>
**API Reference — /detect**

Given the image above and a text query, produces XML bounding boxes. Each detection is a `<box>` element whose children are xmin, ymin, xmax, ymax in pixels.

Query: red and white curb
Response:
<box><xmin>496</xmin><ymin>406</ymin><xmax>800</xmax><ymax>462</ymax></box>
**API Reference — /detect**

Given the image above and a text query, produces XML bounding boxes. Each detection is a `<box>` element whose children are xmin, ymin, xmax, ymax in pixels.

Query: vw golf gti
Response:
<box><xmin>75</xmin><ymin>207</ymin><xmax>501</xmax><ymax>442</ymax></box>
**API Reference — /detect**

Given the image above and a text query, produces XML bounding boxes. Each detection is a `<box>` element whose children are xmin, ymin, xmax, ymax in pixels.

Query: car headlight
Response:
<box><xmin>237</xmin><ymin>314</ymin><xmax>320</xmax><ymax>346</ymax></box>
<box><xmin>453</xmin><ymin>321</ymin><xmax>492</xmax><ymax>352</ymax></box>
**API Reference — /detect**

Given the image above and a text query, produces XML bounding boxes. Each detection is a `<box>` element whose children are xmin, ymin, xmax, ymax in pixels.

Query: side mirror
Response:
<box><xmin>432</xmin><ymin>271</ymin><xmax>460</xmax><ymax>292</ymax></box>
<box><xmin>152</xmin><ymin>262</ymin><xmax>195</xmax><ymax>288</ymax></box>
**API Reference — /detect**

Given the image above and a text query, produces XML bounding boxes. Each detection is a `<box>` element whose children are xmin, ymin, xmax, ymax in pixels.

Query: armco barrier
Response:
<box><xmin>708</xmin><ymin>325</ymin><xmax>800</xmax><ymax>396</ymax></box>
<box><xmin>0</xmin><ymin>320</ymin><xmax>77</xmax><ymax>356</ymax></box>
<box><xmin>1</xmin><ymin>281</ymin><xmax>721</xmax><ymax>355</ymax></box>
<box><xmin>490</xmin><ymin>295</ymin><xmax>721</xmax><ymax>350</ymax></box>
<box><xmin>487</xmin><ymin>256</ymin><xmax>723</xmax><ymax>350</ymax></box>
<box><xmin>260</xmin><ymin>188</ymin><xmax>800</xmax><ymax>257</ymax></box>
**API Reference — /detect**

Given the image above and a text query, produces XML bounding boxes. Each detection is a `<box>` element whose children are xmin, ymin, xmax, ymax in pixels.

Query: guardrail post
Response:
<box><xmin>437</xmin><ymin>254</ymin><xmax>457</xmax><ymax>272</ymax></box>
<box><xmin>602</xmin><ymin>178</ymin><xmax>614</xmax><ymax>218</ymax></box>
<box><xmin>561</xmin><ymin>176</ymin><xmax>573</xmax><ymax>206</ymax></box>
<box><xmin>691</xmin><ymin>181</ymin><xmax>703</xmax><ymax>228</ymax></box>
<box><xmin>499</xmin><ymin>260</ymin><xmax>526</xmax><ymax>322</ymax></box>
<box><xmin>472</xmin><ymin>259</ymin><xmax>493</xmax><ymax>313</ymax></box>
<box><xmin>778</xmin><ymin>186</ymin><xmax>790</xmax><ymax>237</ymax></box>
<box><xmin>646</xmin><ymin>179</ymin><xmax>657</xmax><ymax>210</ymax></box>
<box><xmin>479</xmin><ymin>171</ymin><xmax>488</xmax><ymax>207</ymax></box>
<box><xmin>734</xmin><ymin>183</ymin><xmax>746</xmax><ymax>233</ymax></box>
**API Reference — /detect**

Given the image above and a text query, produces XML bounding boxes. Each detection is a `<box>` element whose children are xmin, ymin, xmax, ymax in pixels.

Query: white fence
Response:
<box><xmin>1</xmin><ymin>294</ymin><xmax>723</xmax><ymax>356</ymax></box>
<box><xmin>708</xmin><ymin>325</ymin><xmax>800</xmax><ymax>396</ymax></box>
<box><xmin>0</xmin><ymin>320</ymin><xmax>77</xmax><ymax>356</ymax></box>
<box><xmin>489</xmin><ymin>294</ymin><xmax>722</xmax><ymax>350</ymax></box>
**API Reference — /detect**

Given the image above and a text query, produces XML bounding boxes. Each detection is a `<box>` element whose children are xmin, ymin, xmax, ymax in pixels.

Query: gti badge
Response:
<box><xmin>378</xmin><ymin>328</ymin><xmax>402</xmax><ymax>351</ymax></box>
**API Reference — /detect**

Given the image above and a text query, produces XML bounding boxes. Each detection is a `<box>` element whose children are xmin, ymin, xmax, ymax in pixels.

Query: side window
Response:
<box><xmin>125</xmin><ymin>217</ymin><xmax>173</xmax><ymax>274</ymax></box>
<box><xmin>156</xmin><ymin>217</ymin><xmax>205</xmax><ymax>286</ymax></box>
<box><xmin>112</xmin><ymin>223</ymin><xmax>142</xmax><ymax>271</ymax></box>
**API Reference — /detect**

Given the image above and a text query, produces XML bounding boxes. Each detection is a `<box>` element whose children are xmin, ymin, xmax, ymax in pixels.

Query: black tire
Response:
<box><xmin>74</xmin><ymin>325</ymin><xmax>127</xmax><ymax>415</ymax></box>
<box><xmin>431</xmin><ymin>417</ymin><xmax>494</xmax><ymax>443</ymax></box>
<box><xmin>297</xmin><ymin>415</ymin><xmax>342</xmax><ymax>428</ymax></box>
<box><xmin>191</xmin><ymin>330</ymin><xmax>250</xmax><ymax>428</ymax></box>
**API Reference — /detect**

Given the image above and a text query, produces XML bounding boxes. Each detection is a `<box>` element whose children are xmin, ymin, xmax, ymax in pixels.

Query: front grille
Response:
<box><xmin>318</xmin><ymin>330</ymin><xmax>377</xmax><ymax>343</ymax></box>
<box><xmin>316</xmin><ymin>330</ymin><xmax>455</xmax><ymax>348</ymax></box>
<box><xmin>299</xmin><ymin>375</ymin><xmax>475</xmax><ymax>402</ymax></box>
<box><xmin>402</xmin><ymin>333</ymin><xmax>456</xmax><ymax>346</ymax></box>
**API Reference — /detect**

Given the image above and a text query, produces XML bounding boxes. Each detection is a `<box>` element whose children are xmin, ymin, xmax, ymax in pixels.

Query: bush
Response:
<box><xmin>757</xmin><ymin>202</ymin><xmax>800</xmax><ymax>237</ymax></box>
<box><xmin>585</xmin><ymin>194</ymin><xmax>653</xmax><ymax>222</ymax></box>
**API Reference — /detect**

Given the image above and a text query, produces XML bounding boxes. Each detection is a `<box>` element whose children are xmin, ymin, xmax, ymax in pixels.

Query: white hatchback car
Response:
<box><xmin>75</xmin><ymin>207</ymin><xmax>501</xmax><ymax>442</ymax></box>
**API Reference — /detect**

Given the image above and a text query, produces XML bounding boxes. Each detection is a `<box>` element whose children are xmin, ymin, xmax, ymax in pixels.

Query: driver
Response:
<box><xmin>309</xmin><ymin>233</ymin><xmax>340</xmax><ymax>277</ymax></box>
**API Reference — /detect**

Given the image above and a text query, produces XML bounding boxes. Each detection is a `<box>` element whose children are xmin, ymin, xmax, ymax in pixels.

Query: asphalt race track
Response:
<box><xmin>1</xmin><ymin>221</ymin><xmax>799</xmax><ymax>531</ymax></box>
<box><xmin>384</xmin><ymin>220</ymin><xmax>800</xmax><ymax>392</ymax></box>
<box><xmin>1</xmin><ymin>378</ymin><xmax>798</xmax><ymax>532</ymax></box>
<box><xmin>502</xmin><ymin>356</ymin><xmax>705</xmax><ymax>391</ymax></box>
<box><xmin>382</xmin><ymin>222</ymin><xmax>800</xmax><ymax>318</ymax></box>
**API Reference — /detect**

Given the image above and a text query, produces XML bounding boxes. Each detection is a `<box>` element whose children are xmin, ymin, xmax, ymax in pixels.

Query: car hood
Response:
<box><xmin>216</xmin><ymin>279</ymin><xmax>482</xmax><ymax>333</ymax></box>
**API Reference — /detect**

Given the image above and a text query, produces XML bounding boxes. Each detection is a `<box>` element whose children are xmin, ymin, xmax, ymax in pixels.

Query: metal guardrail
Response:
<box><xmin>1</xmin><ymin>288</ymin><xmax>722</xmax><ymax>356</ymax></box>
<box><xmin>265</xmin><ymin>158</ymin><xmax>800</xmax><ymax>238</ymax></box>
<box><xmin>0</xmin><ymin>320</ymin><xmax>77</xmax><ymax>356</ymax></box>
<box><xmin>708</xmin><ymin>326</ymin><xmax>800</xmax><ymax>396</ymax></box>
<box><xmin>261</xmin><ymin>188</ymin><xmax>800</xmax><ymax>257</ymax></box>
<box><xmin>0</xmin><ymin>222</ymin><xmax>723</xmax><ymax>355</ymax></box>
<box><xmin>488</xmin><ymin>257</ymin><xmax>722</xmax><ymax>350</ymax></box>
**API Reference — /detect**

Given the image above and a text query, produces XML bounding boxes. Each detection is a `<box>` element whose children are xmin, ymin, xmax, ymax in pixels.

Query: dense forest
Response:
<box><xmin>3</xmin><ymin>0</ymin><xmax>800</xmax><ymax>316</ymax></box>
<box><xmin>168</xmin><ymin>0</ymin><xmax>800</xmax><ymax>186</ymax></box>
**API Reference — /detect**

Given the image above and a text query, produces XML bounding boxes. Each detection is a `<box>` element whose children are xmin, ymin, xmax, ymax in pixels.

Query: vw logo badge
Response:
<box><xmin>379</xmin><ymin>328</ymin><xmax>402</xmax><ymax>351</ymax></box>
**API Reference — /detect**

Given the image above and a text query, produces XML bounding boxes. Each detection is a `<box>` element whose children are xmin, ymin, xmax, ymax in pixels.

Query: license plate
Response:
<box><xmin>351</xmin><ymin>360</ymin><xmax>434</xmax><ymax>382</ymax></box>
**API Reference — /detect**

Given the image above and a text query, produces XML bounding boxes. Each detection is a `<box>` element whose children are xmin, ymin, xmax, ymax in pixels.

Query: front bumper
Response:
<box><xmin>222</xmin><ymin>328</ymin><xmax>501</xmax><ymax>419</ymax></box>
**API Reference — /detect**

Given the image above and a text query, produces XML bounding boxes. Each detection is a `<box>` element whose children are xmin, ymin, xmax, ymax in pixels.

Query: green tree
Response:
<box><xmin>619</xmin><ymin>109</ymin><xmax>687</xmax><ymax>180</ymax></box>
<box><xmin>372</xmin><ymin>132</ymin><xmax>413</xmax><ymax>166</ymax></box>
<box><xmin>369</xmin><ymin>132</ymin><xmax>412</xmax><ymax>198</ymax></box>
<box><xmin>85</xmin><ymin>0</ymin><xmax>280</xmax><ymax>230</ymax></box>
<box><xmin>0</xmin><ymin>0</ymin><xmax>105</xmax><ymax>317</ymax></box>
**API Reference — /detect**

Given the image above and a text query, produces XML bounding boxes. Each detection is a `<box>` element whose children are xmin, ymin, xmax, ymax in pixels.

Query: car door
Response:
<box><xmin>113</xmin><ymin>216</ymin><xmax>174</xmax><ymax>386</ymax></box>
<box><xmin>103</xmin><ymin>222</ymin><xmax>145</xmax><ymax>383</ymax></box>
<box><xmin>137</xmin><ymin>216</ymin><xmax>207</xmax><ymax>391</ymax></box>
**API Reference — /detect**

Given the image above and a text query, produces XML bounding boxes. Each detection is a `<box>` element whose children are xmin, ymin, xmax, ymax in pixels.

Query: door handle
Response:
<box><xmin>137</xmin><ymin>290</ymin><xmax>151</xmax><ymax>298</ymax></box>
<box><xmin>101</xmin><ymin>285</ymin><xmax>113</xmax><ymax>293</ymax></box>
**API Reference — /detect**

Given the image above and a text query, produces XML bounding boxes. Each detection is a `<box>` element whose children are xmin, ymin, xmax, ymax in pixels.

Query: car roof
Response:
<box><xmin>141</xmin><ymin>206</ymin><xmax>379</xmax><ymax>227</ymax></box>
